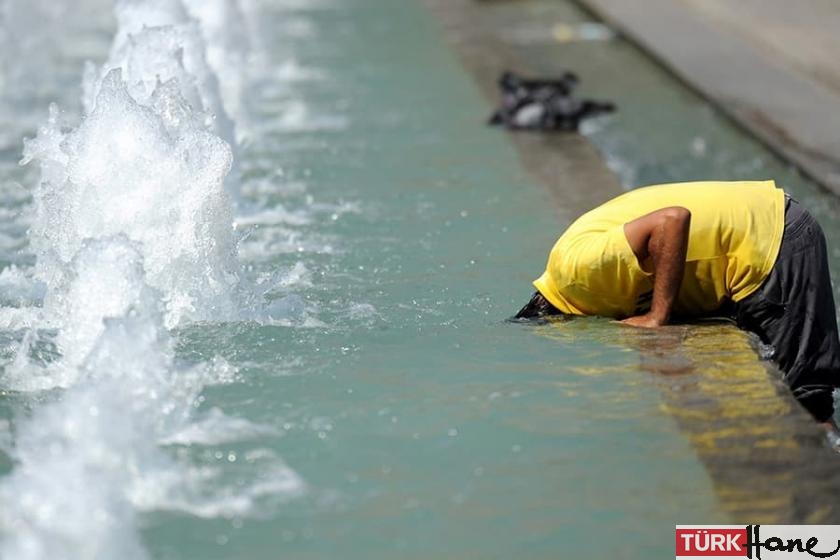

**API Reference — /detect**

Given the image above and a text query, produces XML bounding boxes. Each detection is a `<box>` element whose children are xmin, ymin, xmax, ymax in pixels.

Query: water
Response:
<box><xmin>0</xmin><ymin>0</ymin><xmax>298</xmax><ymax>557</ymax></box>
<box><xmin>458</xmin><ymin>0</ymin><xmax>840</xmax><ymax>526</ymax></box>
<box><xmin>0</xmin><ymin>0</ymin><xmax>839</xmax><ymax>559</ymax></box>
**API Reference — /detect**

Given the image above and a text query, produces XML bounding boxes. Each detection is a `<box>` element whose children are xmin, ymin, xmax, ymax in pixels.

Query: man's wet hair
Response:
<box><xmin>514</xmin><ymin>291</ymin><xmax>561</xmax><ymax>319</ymax></box>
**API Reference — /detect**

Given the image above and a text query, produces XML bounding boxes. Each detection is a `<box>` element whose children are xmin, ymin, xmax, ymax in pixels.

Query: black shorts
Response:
<box><xmin>733</xmin><ymin>197</ymin><xmax>840</xmax><ymax>422</ymax></box>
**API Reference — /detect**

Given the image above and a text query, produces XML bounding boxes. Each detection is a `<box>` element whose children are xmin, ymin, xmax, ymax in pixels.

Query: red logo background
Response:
<box><xmin>676</xmin><ymin>528</ymin><xmax>748</xmax><ymax>557</ymax></box>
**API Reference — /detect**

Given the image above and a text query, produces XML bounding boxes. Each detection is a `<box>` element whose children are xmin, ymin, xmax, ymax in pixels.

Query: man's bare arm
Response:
<box><xmin>621</xmin><ymin>206</ymin><xmax>691</xmax><ymax>328</ymax></box>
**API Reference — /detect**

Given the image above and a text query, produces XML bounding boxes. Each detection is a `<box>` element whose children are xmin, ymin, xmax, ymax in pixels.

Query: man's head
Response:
<box><xmin>514</xmin><ymin>291</ymin><xmax>561</xmax><ymax>319</ymax></box>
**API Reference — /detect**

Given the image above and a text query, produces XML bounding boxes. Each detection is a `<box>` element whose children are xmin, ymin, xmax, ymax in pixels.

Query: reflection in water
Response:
<box><xmin>534</xmin><ymin>319</ymin><xmax>840</xmax><ymax>523</ymax></box>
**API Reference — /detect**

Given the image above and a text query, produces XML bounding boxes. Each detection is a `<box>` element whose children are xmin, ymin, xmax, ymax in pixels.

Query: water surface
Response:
<box><xmin>1</xmin><ymin>0</ymin><xmax>839</xmax><ymax>559</ymax></box>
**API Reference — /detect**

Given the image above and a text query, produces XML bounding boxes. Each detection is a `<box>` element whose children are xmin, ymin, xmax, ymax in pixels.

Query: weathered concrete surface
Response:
<box><xmin>422</xmin><ymin>0</ymin><xmax>624</xmax><ymax>218</ymax></box>
<box><xmin>573</xmin><ymin>0</ymin><xmax>840</xmax><ymax>196</ymax></box>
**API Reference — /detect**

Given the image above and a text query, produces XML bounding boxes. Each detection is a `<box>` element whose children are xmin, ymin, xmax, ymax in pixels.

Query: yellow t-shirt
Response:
<box><xmin>533</xmin><ymin>180</ymin><xmax>785</xmax><ymax>317</ymax></box>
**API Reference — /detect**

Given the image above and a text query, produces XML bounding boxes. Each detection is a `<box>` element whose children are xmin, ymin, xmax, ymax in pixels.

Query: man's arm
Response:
<box><xmin>620</xmin><ymin>207</ymin><xmax>691</xmax><ymax>328</ymax></box>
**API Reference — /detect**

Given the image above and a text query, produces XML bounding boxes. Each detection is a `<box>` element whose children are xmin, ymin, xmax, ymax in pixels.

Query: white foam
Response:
<box><xmin>1</xmin><ymin>244</ymin><xmax>304</xmax><ymax>556</ymax></box>
<box><xmin>270</xmin><ymin>100</ymin><xmax>349</xmax><ymax>133</ymax></box>
<box><xmin>132</xmin><ymin>460</ymin><xmax>305</xmax><ymax>519</ymax></box>
<box><xmin>0</xmin><ymin>312</ymin><xmax>170</xmax><ymax>560</ymax></box>
<box><xmin>0</xmin><ymin>0</ymin><xmax>114</xmax><ymax>144</ymax></box>
<box><xmin>83</xmin><ymin>5</ymin><xmax>235</xmax><ymax>146</ymax></box>
<box><xmin>0</xmin><ymin>266</ymin><xmax>44</xmax><ymax>307</ymax></box>
<box><xmin>49</xmin><ymin>238</ymin><xmax>156</xmax><ymax>369</ymax></box>
<box><xmin>0</xmin><ymin>306</ymin><xmax>40</xmax><ymax>331</ymax></box>
<box><xmin>159</xmin><ymin>407</ymin><xmax>278</xmax><ymax>446</ymax></box>
<box><xmin>236</xmin><ymin>205</ymin><xmax>312</xmax><ymax>227</ymax></box>
<box><xmin>275</xmin><ymin>261</ymin><xmax>313</xmax><ymax>289</ymax></box>
<box><xmin>26</xmin><ymin>70</ymin><xmax>240</xmax><ymax>328</ymax></box>
<box><xmin>181</xmin><ymin>0</ymin><xmax>252</xmax><ymax>137</ymax></box>
<box><xmin>1</xmin><ymin>0</ymin><xmax>306</xmax><ymax>556</ymax></box>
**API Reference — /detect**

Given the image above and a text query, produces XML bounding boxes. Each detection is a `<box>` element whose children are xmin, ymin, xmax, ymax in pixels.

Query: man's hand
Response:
<box><xmin>620</xmin><ymin>313</ymin><xmax>666</xmax><ymax>329</ymax></box>
<box><xmin>622</xmin><ymin>206</ymin><xmax>691</xmax><ymax>327</ymax></box>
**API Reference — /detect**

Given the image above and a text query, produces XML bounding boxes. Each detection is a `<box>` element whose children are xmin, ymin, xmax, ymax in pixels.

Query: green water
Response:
<box><xmin>153</xmin><ymin>0</ymin><xmax>728</xmax><ymax>558</ymax></box>
<box><xmin>4</xmin><ymin>0</ymin><xmax>840</xmax><ymax>558</ymax></box>
<box><xmin>135</xmin><ymin>0</ymin><xmax>840</xmax><ymax>556</ymax></box>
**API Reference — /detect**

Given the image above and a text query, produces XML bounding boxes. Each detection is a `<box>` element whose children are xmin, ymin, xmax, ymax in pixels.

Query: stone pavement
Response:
<box><xmin>574</xmin><ymin>0</ymin><xmax>840</xmax><ymax>196</ymax></box>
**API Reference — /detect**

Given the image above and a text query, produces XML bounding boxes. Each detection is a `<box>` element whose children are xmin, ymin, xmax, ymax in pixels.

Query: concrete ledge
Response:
<box><xmin>573</xmin><ymin>0</ymin><xmax>840</xmax><ymax>196</ymax></box>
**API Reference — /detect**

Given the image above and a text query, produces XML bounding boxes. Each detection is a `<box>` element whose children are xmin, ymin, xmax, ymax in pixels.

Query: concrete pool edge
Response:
<box><xmin>571</xmin><ymin>0</ymin><xmax>840</xmax><ymax>198</ymax></box>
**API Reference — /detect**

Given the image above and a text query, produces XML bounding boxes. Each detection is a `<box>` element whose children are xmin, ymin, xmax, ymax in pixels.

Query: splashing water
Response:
<box><xmin>1</xmin><ymin>239</ymin><xmax>303</xmax><ymax>559</ymax></box>
<box><xmin>0</xmin><ymin>0</ymin><xmax>113</xmax><ymax>148</ymax></box>
<box><xmin>0</xmin><ymin>0</ymin><xmax>304</xmax><ymax>556</ymax></box>
<box><xmin>25</xmin><ymin>68</ymin><xmax>240</xmax><ymax>331</ymax></box>
<box><xmin>82</xmin><ymin>0</ymin><xmax>236</xmax><ymax>147</ymax></box>
<box><xmin>181</xmin><ymin>0</ymin><xmax>253</xmax><ymax>136</ymax></box>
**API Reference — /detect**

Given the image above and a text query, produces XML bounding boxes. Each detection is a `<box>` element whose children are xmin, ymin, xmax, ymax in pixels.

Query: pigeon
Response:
<box><xmin>488</xmin><ymin>70</ymin><xmax>615</xmax><ymax>131</ymax></box>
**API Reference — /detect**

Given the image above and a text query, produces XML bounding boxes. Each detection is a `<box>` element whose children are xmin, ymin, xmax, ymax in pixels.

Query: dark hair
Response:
<box><xmin>514</xmin><ymin>291</ymin><xmax>561</xmax><ymax>319</ymax></box>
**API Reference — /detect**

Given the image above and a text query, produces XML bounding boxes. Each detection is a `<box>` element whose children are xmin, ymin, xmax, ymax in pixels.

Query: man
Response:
<box><xmin>517</xmin><ymin>180</ymin><xmax>840</xmax><ymax>425</ymax></box>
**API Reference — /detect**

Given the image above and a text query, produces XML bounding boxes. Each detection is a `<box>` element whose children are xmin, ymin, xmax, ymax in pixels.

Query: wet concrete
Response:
<box><xmin>574</xmin><ymin>0</ymin><xmax>840</xmax><ymax>196</ymax></box>
<box><xmin>631</xmin><ymin>324</ymin><xmax>840</xmax><ymax>523</ymax></box>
